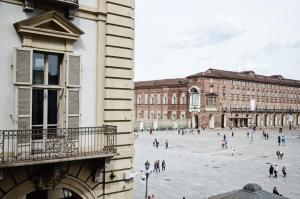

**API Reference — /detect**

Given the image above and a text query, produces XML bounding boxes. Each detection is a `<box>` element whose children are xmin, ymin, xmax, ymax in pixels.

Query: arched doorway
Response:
<box><xmin>264</xmin><ymin>115</ymin><xmax>268</xmax><ymax>127</ymax></box>
<box><xmin>26</xmin><ymin>188</ymin><xmax>82</xmax><ymax>199</ymax></box>
<box><xmin>209</xmin><ymin>114</ymin><xmax>215</xmax><ymax>129</ymax></box>
<box><xmin>221</xmin><ymin>114</ymin><xmax>225</xmax><ymax>128</ymax></box>
<box><xmin>192</xmin><ymin>114</ymin><xmax>199</xmax><ymax>129</ymax></box>
<box><xmin>255</xmin><ymin>115</ymin><xmax>259</xmax><ymax>127</ymax></box>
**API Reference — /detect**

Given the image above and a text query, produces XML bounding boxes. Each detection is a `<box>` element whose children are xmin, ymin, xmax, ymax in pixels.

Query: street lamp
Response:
<box><xmin>144</xmin><ymin>160</ymin><xmax>150</xmax><ymax>199</ymax></box>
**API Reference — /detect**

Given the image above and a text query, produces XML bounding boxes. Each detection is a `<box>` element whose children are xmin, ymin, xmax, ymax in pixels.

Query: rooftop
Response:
<box><xmin>135</xmin><ymin>68</ymin><xmax>300</xmax><ymax>88</ymax></box>
<box><xmin>188</xmin><ymin>68</ymin><xmax>300</xmax><ymax>87</ymax></box>
<box><xmin>134</xmin><ymin>78</ymin><xmax>187</xmax><ymax>88</ymax></box>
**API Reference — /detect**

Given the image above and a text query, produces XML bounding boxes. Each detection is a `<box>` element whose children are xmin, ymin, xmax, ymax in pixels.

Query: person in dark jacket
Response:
<box><xmin>273</xmin><ymin>186</ymin><xmax>283</xmax><ymax>196</ymax></box>
<box><xmin>269</xmin><ymin>165</ymin><xmax>274</xmax><ymax>177</ymax></box>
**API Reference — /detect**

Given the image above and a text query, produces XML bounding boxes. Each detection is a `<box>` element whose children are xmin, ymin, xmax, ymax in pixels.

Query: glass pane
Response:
<box><xmin>32</xmin><ymin>89</ymin><xmax>44</xmax><ymax>125</ymax></box>
<box><xmin>192</xmin><ymin>94</ymin><xmax>199</xmax><ymax>106</ymax></box>
<box><xmin>48</xmin><ymin>90</ymin><xmax>58</xmax><ymax>125</ymax></box>
<box><xmin>48</xmin><ymin>54</ymin><xmax>60</xmax><ymax>85</ymax></box>
<box><xmin>33</xmin><ymin>53</ymin><xmax>45</xmax><ymax>84</ymax></box>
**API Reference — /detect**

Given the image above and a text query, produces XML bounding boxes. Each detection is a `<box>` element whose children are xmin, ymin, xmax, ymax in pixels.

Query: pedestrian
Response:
<box><xmin>157</xmin><ymin>160</ymin><xmax>160</xmax><ymax>172</ymax></box>
<box><xmin>218</xmin><ymin>132</ymin><xmax>220</xmax><ymax>136</ymax></box>
<box><xmin>156</xmin><ymin>141</ymin><xmax>159</xmax><ymax>148</ymax></box>
<box><xmin>151</xmin><ymin>194</ymin><xmax>155</xmax><ymax>199</ymax></box>
<box><xmin>266</xmin><ymin>133</ymin><xmax>269</xmax><ymax>140</ymax></box>
<box><xmin>269</xmin><ymin>165</ymin><xmax>274</xmax><ymax>177</ymax></box>
<box><xmin>282</xmin><ymin>135</ymin><xmax>286</xmax><ymax>145</ymax></box>
<box><xmin>278</xmin><ymin>135</ymin><xmax>281</xmax><ymax>146</ymax></box>
<box><xmin>273</xmin><ymin>187</ymin><xmax>283</xmax><ymax>196</ymax></box>
<box><xmin>221</xmin><ymin>140</ymin><xmax>225</xmax><ymax>149</ymax></box>
<box><xmin>231</xmin><ymin>146</ymin><xmax>236</xmax><ymax>156</ymax></box>
<box><xmin>282</xmin><ymin>165</ymin><xmax>287</xmax><ymax>177</ymax></box>
<box><xmin>232</xmin><ymin>131</ymin><xmax>234</xmax><ymax>137</ymax></box>
<box><xmin>274</xmin><ymin>166</ymin><xmax>278</xmax><ymax>178</ymax></box>
<box><xmin>224</xmin><ymin>140</ymin><xmax>228</xmax><ymax>149</ymax></box>
<box><xmin>162</xmin><ymin>160</ymin><xmax>166</xmax><ymax>171</ymax></box>
<box><xmin>147</xmin><ymin>196</ymin><xmax>150</xmax><ymax>199</ymax></box>
<box><xmin>223</xmin><ymin>134</ymin><xmax>226</xmax><ymax>141</ymax></box>
<box><xmin>165</xmin><ymin>140</ymin><xmax>168</xmax><ymax>149</ymax></box>
<box><xmin>153</xmin><ymin>161</ymin><xmax>156</xmax><ymax>172</ymax></box>
<box><xmin>247</xmin><ymin>132</ymin><xmax>249</xmax><ymax>138</ymax></box>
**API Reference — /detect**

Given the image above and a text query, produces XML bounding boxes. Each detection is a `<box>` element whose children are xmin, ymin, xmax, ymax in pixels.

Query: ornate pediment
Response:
<box><xmin>14</xmin><ymin>11</ymin><xmax>84</xmax><ymax>41</ymax></box>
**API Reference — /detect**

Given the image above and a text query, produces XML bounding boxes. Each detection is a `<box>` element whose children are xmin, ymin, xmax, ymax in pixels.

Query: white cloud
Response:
<box><xmin>165</xmin><ymin>17</ymin><xmax>245</xmax><ymax>49</ymax></box>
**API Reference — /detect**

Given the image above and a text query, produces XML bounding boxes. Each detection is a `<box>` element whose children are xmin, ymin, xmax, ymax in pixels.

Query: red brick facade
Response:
<box><xmin>134</xmin><ymin>69</ymin><xmax>300</xmax><ymax>130</ymax></box>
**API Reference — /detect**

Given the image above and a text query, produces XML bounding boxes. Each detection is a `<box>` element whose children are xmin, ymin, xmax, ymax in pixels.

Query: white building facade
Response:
<box><xmin>0</xmin><ymin>0</ymin><xmax>134</xmax><ymax>198</ymax></box>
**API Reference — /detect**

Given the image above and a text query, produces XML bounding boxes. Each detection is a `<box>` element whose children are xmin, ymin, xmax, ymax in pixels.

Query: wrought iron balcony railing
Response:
<box><xmin>224</xmin><ymin>108</ymin><xmax>300</xmax><ymax>113</ymax></box>
<box><xmin>0</xmin><ymin>126</ymin><xmax>117</xmax><ymax>168</ymax></box>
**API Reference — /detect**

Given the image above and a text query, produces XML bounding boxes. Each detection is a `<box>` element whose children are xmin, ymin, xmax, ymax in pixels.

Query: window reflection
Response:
<box><xmin>48</xmin><ymin>54</ymin><xmax>60</xmax><ymax>85</ymax></box>
<box><xmin>33</xmin><ymin>53</ymin><xmax>45</xmax><ymax>84</ymax></box>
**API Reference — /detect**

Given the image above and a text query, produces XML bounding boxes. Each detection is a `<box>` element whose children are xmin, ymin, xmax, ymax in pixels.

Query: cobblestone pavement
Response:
<box><xmin>133</xmin><ymin>129</ymin><xmax>300</xmax><ymax>199</ymax></box>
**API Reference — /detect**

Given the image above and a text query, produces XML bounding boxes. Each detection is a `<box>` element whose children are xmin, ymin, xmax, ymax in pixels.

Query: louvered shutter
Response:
<box><xmin>17</xmin><ymin>87</ymin><xmax>31</xmax><ymax>129</ymax></box>
<box><xmin>14</xmin><ymin>48</ymin><xmax>32</xmax><ymax>84</ymax></box>
<box><xmin>67</xmin><ymin>89</ymin><xmax>80</xmax><ymax>128</ymax></box>
<box><xmin>66</xmin><ymin>54</ymin><xmax>81</xmax><ymax>128</ymax></box>
<box><xmin>67</xmin><ymin>54</ymin><xmax>81</xmax><ymax>87</ymax></box>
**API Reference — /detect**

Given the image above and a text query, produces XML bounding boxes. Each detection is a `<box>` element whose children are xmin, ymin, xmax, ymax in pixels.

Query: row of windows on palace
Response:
<box><xmin>137</xmin><ymin>110</ymin><xmax>186</xmax><ymax>120</ymax></box>
<box><xmin>136</xmin><ymin>93</ymin><xmax>186</xmax><ymax>105</ymax></box>
<box><xmin>230</xmin><ymin>79</ymin><xmax>300</xmax><ymax>91</ymax></box>
<box><xmin>136</xmin><ymin>93</ymin><xmax>217</xmax><ymax>106</ymax></box>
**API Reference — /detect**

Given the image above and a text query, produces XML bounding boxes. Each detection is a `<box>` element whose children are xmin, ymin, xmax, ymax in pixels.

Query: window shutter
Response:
<box><xmin>17</xmin><ymin>87</ymin><xmax>31</xmax><ymax>130</ymax></box>
<box><xmin>67</xmin><ymin>54</ymin><xmax>81</xmax><ymax>87</ymax></box>
<box><xmin>14</xmin><ymin>48</ymin><xmax>32</xmax><ymax>85</ymax></box>
<box><xmin>67</xmin><ymin>89</ymin><xmax>80</xmax><ymax>128</ymax></box>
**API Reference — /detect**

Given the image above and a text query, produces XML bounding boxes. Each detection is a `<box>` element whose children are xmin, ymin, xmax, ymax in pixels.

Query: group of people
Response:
<box><xmin>221</xmin><ymin>134</ymin><xmax>228</xmax><ymax>149</ymax></box>
<box><xmin>268</xmin><ymin>164</ymin><xmax>287</xmax><ymax>178</ymax></box>
<box><xmin>153</xmin><ymin>160</ymin><xmax>166</xmax><ymax>172</ymax></box>
<box><xmin>153</xmin><ymin>139</ymin><xmax>169</xmax><ymax>149</ymax></box>
<box><xmin>147</xmin><ymin>194</ymin><xmax>155</xmax><ymax>199</ymax></box>
<box><xmin>278</xmin><ymin>135</ymin><xmax>286</xmax><ymax>146</ymax></box>
<box><xmin>262</xmin><ymin>131</ymin><xmax>270</xmax><ymax>139</ymax></box>
<box><xmin>178</xmin><ymin>129</ymin><xmax>201</xmax><ymax>136</ymax></box>
<box><xmin>153</xmin><ymin>138</ymin><xmax>159</xmax><ymax>148</ymax></box>
<box><xmin>276</xmin><ymin>150</ymin><xmax>284</xmax><ymax>159</ymax></box>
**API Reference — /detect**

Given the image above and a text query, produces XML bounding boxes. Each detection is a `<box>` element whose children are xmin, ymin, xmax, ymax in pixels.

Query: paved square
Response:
<box><xmin>133</xmin><ymin>129</ymin><xmax>300</xmax><ymax>199</ymax></box>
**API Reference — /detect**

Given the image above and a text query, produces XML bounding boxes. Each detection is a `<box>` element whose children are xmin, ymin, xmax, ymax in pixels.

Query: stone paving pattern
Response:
<box><xmin>133</xmin><ymin>129</ymin><xmax>300</xmax><ymax>199</ymax></box>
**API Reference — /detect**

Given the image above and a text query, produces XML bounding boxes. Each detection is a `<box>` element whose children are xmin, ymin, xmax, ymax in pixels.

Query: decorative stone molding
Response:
<box><xmin>14</xmin><ymin>11</ymin><xmax>84</xmax><ymax>51</ymax></box>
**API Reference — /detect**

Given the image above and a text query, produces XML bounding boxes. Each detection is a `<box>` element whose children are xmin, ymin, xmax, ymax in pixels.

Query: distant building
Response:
<box><xmin>135</xmin><ymin>68</ymin><xmax>300</xmax><ymax>130</ymax></box>
<box><xmin>0</xmin><ymin>0</ymin><xmax>134</xmax><ymax>198</ymax></box>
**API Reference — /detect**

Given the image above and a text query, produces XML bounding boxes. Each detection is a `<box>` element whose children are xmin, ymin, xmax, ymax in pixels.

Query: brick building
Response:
<box><xmin>134</xmin><ymin>68</ymin><xmax>300</xmax><ymax>130</ymax></box>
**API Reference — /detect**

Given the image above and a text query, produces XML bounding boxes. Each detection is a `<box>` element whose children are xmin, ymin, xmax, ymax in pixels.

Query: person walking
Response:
<box><xmin>165</xmin><ymin>140</ymin><xmax>168</xmax><ymax>149</ymax></box>
<box><xmin>273</xmin><ymin>187</ymin><xmax>283</xmax><ymax>196</ymax></box>
<box><xmin>150</xmin><ymin>194</ymin><xmax>155</xmax><ymax>199</ymax></box>
<box><xmin>224</xmin><ymin>139</ymin><xmax>228</xmax><ymax>149</ymax></box>
<box><xmin>157</xmin><ymin>160</ymin><xmax>160</xmax><ymax>172</ymax></box>
<box><xmin>153</xmin><ymin>161</ymin><xmax>157</xmax><ymax>172</ymax></box>
<box><xmin>269</xmin><ymin>165</ymin><xmax>274</xmax><ymax>177</ymax></box>
<box><xmin>282</xmin><ymin>135</ymin><xmax>286</xmax><ymax>145</ymax></box>
<box><xmin>162</xmin><ymin>160</ymin><xmax>166</xmax><ymax>171</ymax></box>
<box><xmin>278</xmin><ymin>135</ymin><xmax>281</xmax><ymax>146</ymax></box>
<box><xmin>282</xmin><ymin>165</ymin><xmax>287</xmax><ymax>177</ymax></box>
<box><xmin>274</xmin><ymin>166</ymin><xmax>278</xmax><ymax>178</ymax></box>
<box><xmin>231</xmin><ymin>146</ymin><xmax>236</xmax><ymax>156</ymax></box>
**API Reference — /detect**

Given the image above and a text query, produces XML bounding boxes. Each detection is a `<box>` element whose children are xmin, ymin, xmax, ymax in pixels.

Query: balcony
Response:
<box><xmin>227</xmin><ymin>108</ymin><xmax>300</xmax><ymax>113</ymax></box>
<box><xmin>0</xmin><ymin>126</ymin><xmax>117</xmax><ymax>168</ymax></box>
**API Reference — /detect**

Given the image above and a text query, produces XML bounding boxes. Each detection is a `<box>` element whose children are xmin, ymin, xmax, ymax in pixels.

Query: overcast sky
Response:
<box><xmin>134</xmin><ymin>0</ymin><xmax>300</xmax><ymax>81</ymax></box>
